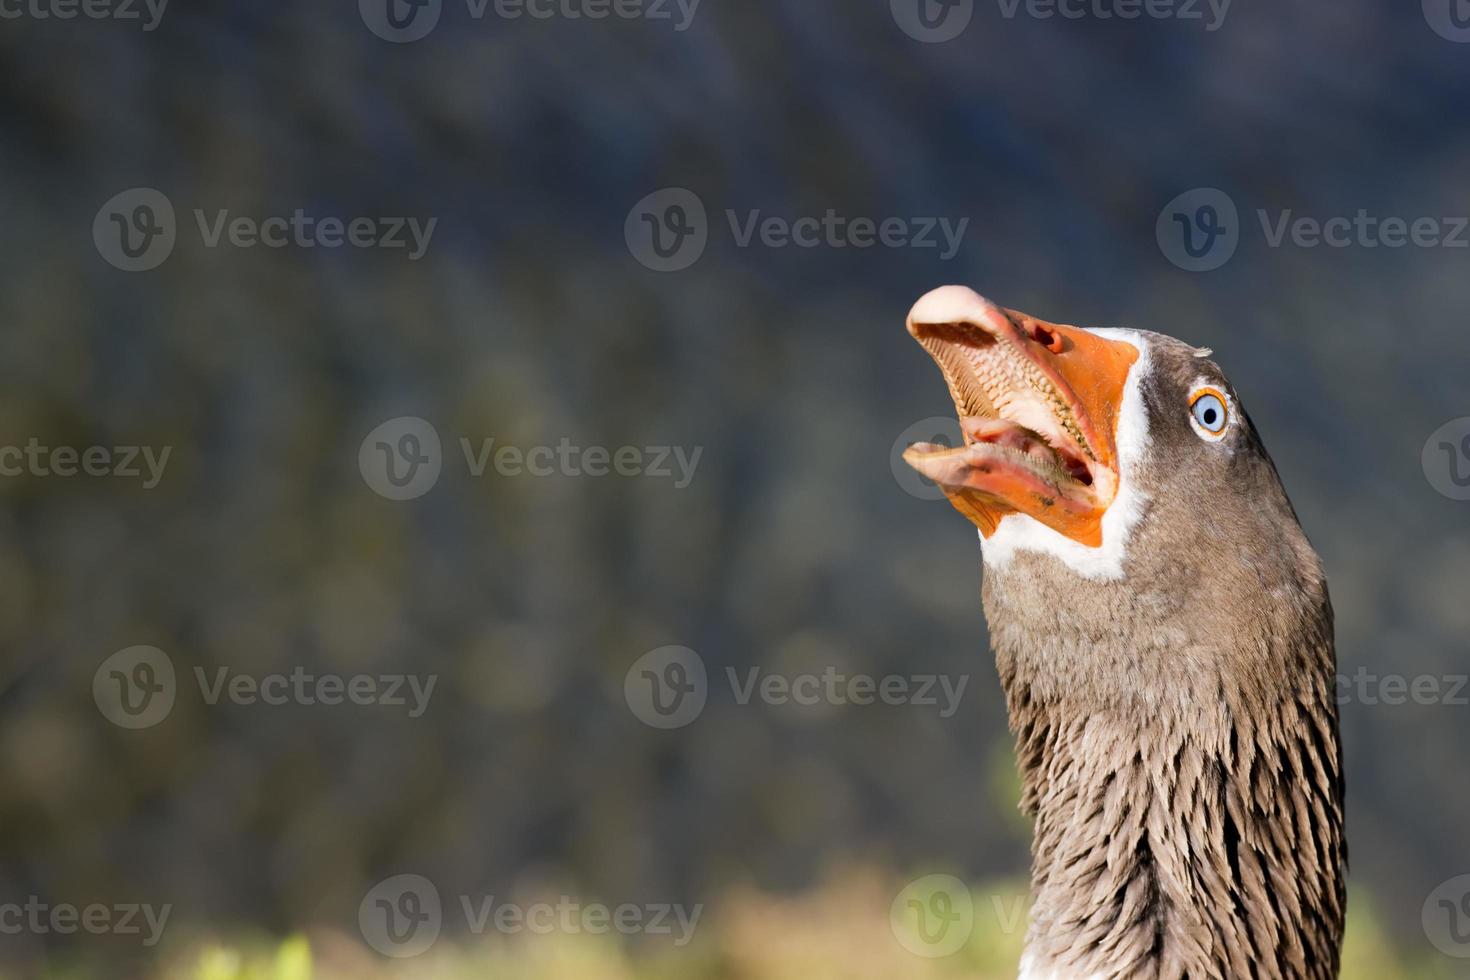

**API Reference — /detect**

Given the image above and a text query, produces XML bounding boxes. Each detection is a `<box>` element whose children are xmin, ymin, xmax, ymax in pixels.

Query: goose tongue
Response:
<box><xmin>904</xmin><ymin>416</ymin><xmax>1100</xmax><ymax>533</ymax></box>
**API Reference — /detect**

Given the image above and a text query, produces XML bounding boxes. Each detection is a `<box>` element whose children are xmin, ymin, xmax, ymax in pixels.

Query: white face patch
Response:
<box><xmin>978</xmin><ymin>328</ymin><xmax>1152</xmax><ymax>581</ymax></box>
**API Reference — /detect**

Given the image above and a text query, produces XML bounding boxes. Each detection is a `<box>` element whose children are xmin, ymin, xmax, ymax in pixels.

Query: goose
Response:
<box><xmin>901</xmin><ymin>286</ymin><xmax>1346</xmax><ymax>979</ymax></box>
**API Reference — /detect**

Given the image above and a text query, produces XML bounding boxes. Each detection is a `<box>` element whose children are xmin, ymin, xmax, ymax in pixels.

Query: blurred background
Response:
<box><xmin>0</xmin><ymin>0</ymin><xmax>1468</xmax><ymax>976</ymax></box>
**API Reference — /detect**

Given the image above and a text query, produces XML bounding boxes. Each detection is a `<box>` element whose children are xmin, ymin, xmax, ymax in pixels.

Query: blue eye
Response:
<box><xmin>1190</xmin><ymin>390</ymin><xmax>1228</xmax><ymax>435</ymax></box>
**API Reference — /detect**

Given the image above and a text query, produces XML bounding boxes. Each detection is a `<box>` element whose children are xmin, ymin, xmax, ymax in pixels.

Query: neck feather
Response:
<box><xmin>985</xmin><ymin>551</ymin><xmax>1346</xmax><ymax>980</ymax></box>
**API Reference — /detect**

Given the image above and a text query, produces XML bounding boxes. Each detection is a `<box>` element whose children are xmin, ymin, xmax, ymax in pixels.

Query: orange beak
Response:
<box><xmin>902</xmin><ymin>286</ymin><xmax>1138</xmax><ymax>547</ymax></box>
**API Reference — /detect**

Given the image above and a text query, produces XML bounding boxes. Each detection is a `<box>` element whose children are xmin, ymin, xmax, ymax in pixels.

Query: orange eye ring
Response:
<box><xmin>1189</xmin><ymin>385</ymin><xmax>1230</xmax><ymax>439</ymax></box>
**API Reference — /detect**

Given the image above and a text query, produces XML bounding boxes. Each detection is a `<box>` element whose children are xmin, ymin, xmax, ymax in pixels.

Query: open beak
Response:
<box><xmin>902</xmin><ymin>286</ymin><xmax>1138</xmax><ymax>548</ymax></box>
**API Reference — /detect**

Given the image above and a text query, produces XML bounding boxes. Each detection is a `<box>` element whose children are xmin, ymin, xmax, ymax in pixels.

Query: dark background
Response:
<box><xmin>0</xmin><ymin>0</ymin><xmax>1467</xmax><ymax>976</ymax></box>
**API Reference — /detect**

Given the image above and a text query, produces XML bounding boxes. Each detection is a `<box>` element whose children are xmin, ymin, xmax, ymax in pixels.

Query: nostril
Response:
<box><xmin>1030</xmin><ymin>325</ymin><xmax>1064</xmax><ymax>353</ymax></box>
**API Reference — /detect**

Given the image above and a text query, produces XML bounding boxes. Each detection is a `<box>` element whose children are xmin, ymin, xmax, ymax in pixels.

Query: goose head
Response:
<box><xmin>901</xmin><ymin>284</ymin><xmax>1300</xmax><ymax>589</ymax></box>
